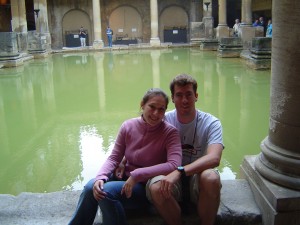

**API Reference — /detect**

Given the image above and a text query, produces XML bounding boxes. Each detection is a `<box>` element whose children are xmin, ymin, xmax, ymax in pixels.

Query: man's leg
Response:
<box><xmin>149</xmin><ymin>181</ymin><xmax>182</xmax><ymax>225</ymax></box>
<box><xmin>197</xmin><ymin>169</ymin><xmax>221</xmax><ymax>225</ymax></box>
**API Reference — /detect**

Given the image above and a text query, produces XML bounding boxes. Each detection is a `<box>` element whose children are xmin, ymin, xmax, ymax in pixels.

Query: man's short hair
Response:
<box><xmin>169</xmin><ymin>74</ymin><xmax>198</xmax><ymax>96</ymax></box>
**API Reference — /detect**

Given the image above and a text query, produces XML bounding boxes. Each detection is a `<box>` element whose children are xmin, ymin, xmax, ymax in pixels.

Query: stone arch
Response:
<box><xmin>109</xmin><ymin>6</ymin><xmax>142</xmax><ymax>42</ymax></box>
<box><xmin>159</xmin><ymin>5</ymin><xmax>189</xmax><ymax>43</ymax></box>
<box><xmin>62</xmin><ymin>10</ymin><xmax>91</xmax><ymax>47</ymax></box>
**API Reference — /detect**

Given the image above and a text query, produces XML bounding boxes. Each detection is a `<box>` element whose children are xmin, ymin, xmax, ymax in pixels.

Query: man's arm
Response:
<box><xmin>159</xmin><ymin>143</ymin><xmax>223</xmax><ymax>198</ymax></box>
<box><xmin>184</xmin><ymin>143</ymin><xmax>223</xmax><ymax>176</ymax></box>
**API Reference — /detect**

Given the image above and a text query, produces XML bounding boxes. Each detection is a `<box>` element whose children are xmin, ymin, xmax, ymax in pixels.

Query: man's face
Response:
<box><xmin>172</xmin><ymin>84</ymin><xmax>198</xmax><ymax>116</ymax></box>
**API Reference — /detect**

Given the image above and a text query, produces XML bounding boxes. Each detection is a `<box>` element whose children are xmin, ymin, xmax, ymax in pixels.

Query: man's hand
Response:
<box><xmin>93</xmin><ymin>180</ymin><xmax>106</xmax><ymax>201</ymax></box>
<box><xmin>114</xmin><ymin>157</ymin><xmax>127</xmax><ymax>180</ymax></box>
<box><xmin>121</xmin><ymin>176</ymin><xmax>136</xmax><ymax>198</ymax></box>
<box><xmin>114</xmin><ymin>164</ymin><xmax>125</xmax><ymax>180</ymax></box>
<box><xmin>160</xmin><ymin>170</ymin><xmax>181</xmax><ymax>199</ymax></box>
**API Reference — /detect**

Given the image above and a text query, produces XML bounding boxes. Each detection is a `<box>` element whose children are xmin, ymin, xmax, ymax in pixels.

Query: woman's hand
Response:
<box><xmin>93</xmin><ymin>180</ymin><xmax>106</xmax><ymax>201</ymax></box>
<box><xmin>121</xmin><ymin>176</ymin><xmax>136</xmax><ymax>198</ymax></box>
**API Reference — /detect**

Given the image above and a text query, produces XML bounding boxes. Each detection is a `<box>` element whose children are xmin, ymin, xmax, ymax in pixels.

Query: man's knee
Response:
<box><xmin>149</xmin><ymin>181</ymin><xmax>165</xmax><ymax>205</ymax></box>
<box><xmin>199</xmin><ymin>170</ymin><xmax>221</xmax><ymax>193</ymax></box>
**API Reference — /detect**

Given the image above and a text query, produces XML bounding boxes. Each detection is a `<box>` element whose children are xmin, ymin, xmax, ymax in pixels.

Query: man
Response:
<box><xmin>149</xmin><ymin>74</ymin><xmax>224</xmax><ymax>225</ymax></box>
<box><xmin>258</xmin><ymin>17</ymin><xmax>265</xmax><ymax>35</ymax></box>
<box><xmin>106</xmin><ymin>26</ymin><xmax>113</xmax><ymax>47</ymax></box>
<box><xmin>79</xmin><ymin>26</ymin><xmax>87</xmax><ymax>47</ymax></box>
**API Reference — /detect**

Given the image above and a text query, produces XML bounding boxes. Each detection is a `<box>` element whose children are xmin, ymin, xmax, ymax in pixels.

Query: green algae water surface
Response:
<box><xmin>0</xmin><ymin>48</ymin><xmax>270</xmax><ymax>195</ymax></box>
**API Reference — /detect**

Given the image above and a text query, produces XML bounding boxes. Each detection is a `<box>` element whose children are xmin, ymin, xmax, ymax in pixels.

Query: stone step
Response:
<box><xmin>126</xmin><ymin>179</ymin><xmax>262</xmax><ymax>225</ymax></box>
<box><xmin>0</xmin><ymin>180</ymin><xmax>262</xmax><ymax>225</ymax></box>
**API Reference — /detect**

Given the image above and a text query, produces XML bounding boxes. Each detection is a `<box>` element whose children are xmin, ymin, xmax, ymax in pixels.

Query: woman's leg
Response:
<box><xmin>68</xmin><ymin>179</ymin><xmax>98</xmax><ymax>225</ymax></box>
<box><xmin>99</xmin><ymin>181</ymin><xmax>149</xmax><ymax>225</ymax></box>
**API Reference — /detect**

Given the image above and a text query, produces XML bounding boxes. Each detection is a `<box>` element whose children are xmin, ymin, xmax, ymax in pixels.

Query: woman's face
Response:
<box><xmin>142</xmin><ymin>95</ymin><xmax>167</xmax><ymax>126</ymax></box>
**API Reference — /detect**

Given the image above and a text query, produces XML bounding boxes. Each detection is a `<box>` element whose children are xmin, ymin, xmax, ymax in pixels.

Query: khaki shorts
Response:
<box><xmin>146</xmin><ymin>169</ymin><xmax>220</xmax><ymax>205</ymax></box>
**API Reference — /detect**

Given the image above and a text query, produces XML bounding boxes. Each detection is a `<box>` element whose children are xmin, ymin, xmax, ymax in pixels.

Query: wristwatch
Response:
<box><xmin>177</xmin><ymin>166</ymin><xmax>186</xmax><ymax>176</ymax></box>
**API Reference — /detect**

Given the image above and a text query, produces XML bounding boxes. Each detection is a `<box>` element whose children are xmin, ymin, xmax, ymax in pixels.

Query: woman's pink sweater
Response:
<box><xmin>95</xmin><ymin>117</ymin><xmax>182</xmax><ymax>183</ymax></box>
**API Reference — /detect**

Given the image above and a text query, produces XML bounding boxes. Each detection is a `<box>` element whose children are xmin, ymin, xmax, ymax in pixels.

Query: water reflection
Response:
<box><xmin>0</xmin><ymin>48</ymin><xmax>271</xmax><ymax>195</ymax></box>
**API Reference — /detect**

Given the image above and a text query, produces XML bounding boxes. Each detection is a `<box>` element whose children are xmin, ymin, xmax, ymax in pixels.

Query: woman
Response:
<box><xmin>69</xmin><ymin>88</ymin><xmax>182</xmax><ymax>225</ymax></box>
<box><xmin>233</xmin><ymin>19</ymin><xmax>240</xmax><ymax>37</ymax></box>
<box><xmin>266</xmin><ymin>19</ymin><xmax>272</xmax><ymax>37</ymax></box>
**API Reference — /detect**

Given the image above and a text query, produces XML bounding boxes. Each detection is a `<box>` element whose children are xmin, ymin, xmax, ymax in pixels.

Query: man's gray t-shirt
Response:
<box><xmin>165</xmin><ymin>109</ymin><xmax>224</xmax><ymax>166</ymax></box>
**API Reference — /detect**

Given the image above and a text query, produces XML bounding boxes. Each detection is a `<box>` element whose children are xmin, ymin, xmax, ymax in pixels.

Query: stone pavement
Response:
<box><xmin>0</xmin><ymin>180</ymin><xmax>262</xmax><ymax>225</ymax></box>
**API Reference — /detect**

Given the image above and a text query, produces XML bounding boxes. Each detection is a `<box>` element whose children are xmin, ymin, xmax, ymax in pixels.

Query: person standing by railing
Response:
<box><xmin>79</xmin><ymin>26</ymin><xmax>87</xmax><ymax>47</ymax></box>
<box><xmin>266</xmin><ymin>19</ymin><xmax>272</xmax><ymax>37</ymax></box>
<box><xmin>233</xmin><ymin>19</ymin><xmax>240</xmax><ymax>37</ymax></box>
<box><xmin>106</xmin><ymin>26</ymin><xmax>113</xmax><ymax>47</ymax></box>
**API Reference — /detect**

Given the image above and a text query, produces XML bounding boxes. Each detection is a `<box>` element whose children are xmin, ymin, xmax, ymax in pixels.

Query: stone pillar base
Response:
<box><xmin>217</xmin><ymin>37</ymin><xmax>243</xmax><ymax>57</ymax></box>
<box><xmin>199</xmin><ymin>39</ymin><xmax>219</xmax><ymax>51</ymax></box>
<box><xmin>246</xmin><ymin>37</ymin><xmax>272</xmax><ymax>69</ymax></box>
<box><xmin>0</xmin><ymin>58</ymin><xmax>24</xmax><ymax>68</ymax></box>
<box><xmin>216</xmin><ymin>26</ymin><xmax>229</xmax><ymax>39</ymax></box>
<box><xmin>240</xmin><ymin>155</ymin><xmax>300</xmax><ymax>225</ymax></box>
<box><xmin>150</xmin><ymin>38</ymin><xmax>161</xmax><ymax>47</ymax></box>
<box><xmin>30</xmin><ymin>51</ymin><xmax>49</xmax><ymax>59</ymax></box>
<box><xmin>93</xmin><ymin>40</ymin><xmax>104</xmax><ymax>49</ymax></box>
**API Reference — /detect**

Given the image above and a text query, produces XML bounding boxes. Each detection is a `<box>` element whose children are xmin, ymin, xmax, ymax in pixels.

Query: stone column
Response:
<box><xmin>190</xmin><ymin>0</ymin><xmax>202</xmax><ymax>22</ymax></box>
<box><xmin>239</xmin><ymin>0</ymin><xmax>255</xmax><ymax>55</ymax></box>
<box><xmin>35</xmin><ymin>0</ymin><xmax>50</xmax><ymax>33</ymax></box>
<box><xmin>10</xmin><ymin>0</ymin><xmax>27</xmax><ymax>33</ymax></box>
<box><xmin>241</xmin><ymin>1</ymin><xmax>300</xmax><ymax>224</ymax></box>
<box><xmin>10</xmin><ymin>0</ymin><xmax>28</xmax><ymax>54</ymax></box>
<box><xmin>255</xmin><ymin>1</ymin><xmax>300</xmax><ymax>192</ymax></box>
<box><xmin>241</xmin><ymin>0</ymin><xmax>252</xmax><ymax>26</ymax></box>
<box><xmin>93</xmin><ymin>0</ymin><xmax>104</xmax><ymax>48</ymax></box>
<box><xmin>216</xmin><ymin>0</ymin><xmax>229</xmax><ymax>39</ymax></box>
<box><xmin>37</xmin><ymin>0</ymin><xmax>51</xmax><ymax>50</ymax></box>
<box><xmin>190</xmin><ymin>0</ymin><xmax>204</xmax><ymax>43</ymax></box>
<box><xmin>150</xmin><ymin>0</ymin><xmax>160</xmax><ymax>46</ymax></box>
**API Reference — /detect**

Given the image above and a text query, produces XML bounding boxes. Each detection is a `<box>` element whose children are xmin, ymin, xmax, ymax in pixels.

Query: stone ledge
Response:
<box><xmin>0</xmin><ymin>180</ymin><xmax>262</xmax><ymax>225</ymax></box>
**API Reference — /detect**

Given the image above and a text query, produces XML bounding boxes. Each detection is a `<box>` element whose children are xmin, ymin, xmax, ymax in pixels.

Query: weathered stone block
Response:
<box><xmin>251</xmin><ymin>37</ymin><xmax>272</xmax><ymax>53</ymax></box>
<box><xmin>200</xmin><ymin>38</ymin><xmax>219</xmax><ymax>51</ymax></box>
<box><xmin>0</xmin><ymin>32</ymin><xmax>20</xmax><ymax>58</ymax></box>
<box><xmin>219</xmin><ymin>37</ymin><xmax>243</xmax><ymax>47</ymax></box>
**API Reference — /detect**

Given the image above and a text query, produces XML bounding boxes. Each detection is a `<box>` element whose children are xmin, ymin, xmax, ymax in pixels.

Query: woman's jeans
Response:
<box><xmin>68</xmin><ymin>178</ymin><xmax>149</xmax><ymax>225</ymax></box>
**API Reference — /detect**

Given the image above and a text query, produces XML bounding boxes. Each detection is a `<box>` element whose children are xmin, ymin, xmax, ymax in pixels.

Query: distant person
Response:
<box><xmin>252</xmin><ymin>19</ymin><xmax>259</xmax><ymax>27</ymax></box>
<box><xmin>68</xmin><ymin>88</ymin><xmax>182</xmax><ymax>225</ymax></box>
<box><xmin>233</xmin><ymin>19</ymin><xmax>240</xmax><ymax>37</ymax></box>
<box><xmin>79</xmin><ymin>26</ymin><xmax>87</xmax><ymax>47</ymax></box>
<box><xmin>266</xmin><ymin>19</ymin><xmax>272</xmax><ymax>37</ymax></box>
<box><xmin>258</xmin><ymin>17</ymin><xmax>265</xmax><ymax>27</ymax></box>
<box><xmin>106</xmin><ymin>26</ymin><xmax>113</xmax><ymax>47</ymax></box>
<box><xmin>258</xmin><ymin>17</ymin><xmax>265</xmax><ymax>35</ymax></box>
